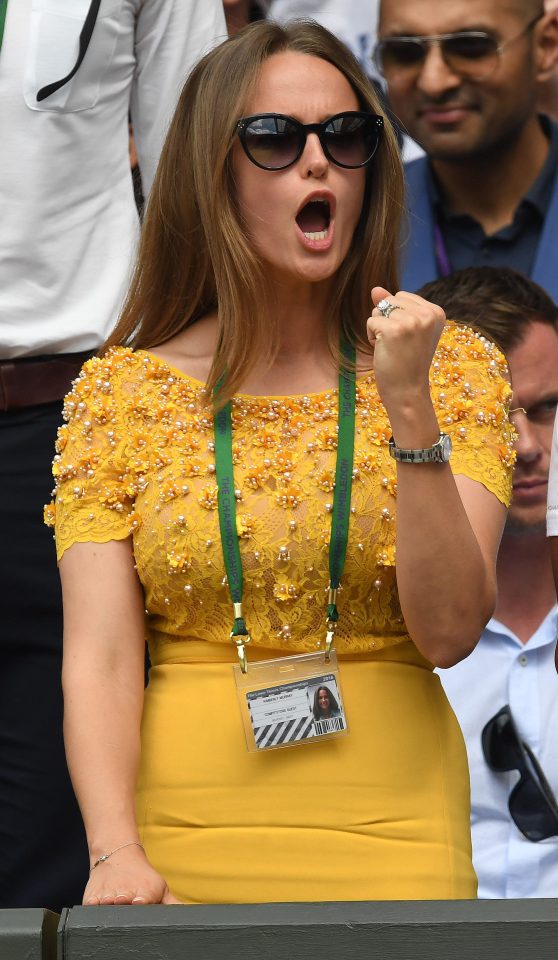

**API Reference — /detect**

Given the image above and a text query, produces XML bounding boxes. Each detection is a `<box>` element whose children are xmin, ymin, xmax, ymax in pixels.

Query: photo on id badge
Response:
<box><xmin>241</xmin><ymin>669</ymin><xmax>348</xmax><ymax>752</ymax></box>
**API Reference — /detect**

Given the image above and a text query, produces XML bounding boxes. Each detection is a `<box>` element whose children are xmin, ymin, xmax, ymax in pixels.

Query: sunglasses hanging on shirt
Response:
<box><xmin>481</xmin><ymin>704</ymin><xmax>558</xmax><ymax>842</ymax></box>
<box><xmin>236</xmin><ymin>111</ymin><xmax>383</xmax><ymax>171</ymax></box>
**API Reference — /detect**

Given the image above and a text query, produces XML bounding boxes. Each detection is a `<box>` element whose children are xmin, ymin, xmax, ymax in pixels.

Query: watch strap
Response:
<box><xmin>388</xmin><ymin>432</ymin><xmax>451</xmax><ymax>463</ymax></box>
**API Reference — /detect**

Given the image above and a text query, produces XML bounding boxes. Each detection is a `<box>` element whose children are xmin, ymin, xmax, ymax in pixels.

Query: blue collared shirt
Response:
<box><xmin>438</xmin><ymin>607</ymin><xmax>558</xmax><ymax>898</ymax></box>
<box><xmin>428</xmin><ymin>117</ymin><xmax>558</xmax><ymax>277</ymax></box>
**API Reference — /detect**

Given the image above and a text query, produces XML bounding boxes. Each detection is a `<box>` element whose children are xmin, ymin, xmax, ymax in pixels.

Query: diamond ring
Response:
<box><xmin>377</xmin><ymin>298</ymin><xmax>402</xmax><ymax>318</ymax></box>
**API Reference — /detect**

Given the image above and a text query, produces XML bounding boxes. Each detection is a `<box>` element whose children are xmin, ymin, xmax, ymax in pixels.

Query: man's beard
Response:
<box><xmin>504</xmin><ymin>514</ymin><xmax>547</xmax><ymax>537</ymax></box>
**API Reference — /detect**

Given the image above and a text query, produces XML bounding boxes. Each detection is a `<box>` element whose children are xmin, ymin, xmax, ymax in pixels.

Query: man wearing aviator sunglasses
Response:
<box><xmin>374</xmin><ymin>16</ymin><xmax>542</xmax><ymax>83</ymax></box>
<box><xmin>376</xmin><ymin>0</ymin><xmax>558</xmax><ymax>297</ymax></box>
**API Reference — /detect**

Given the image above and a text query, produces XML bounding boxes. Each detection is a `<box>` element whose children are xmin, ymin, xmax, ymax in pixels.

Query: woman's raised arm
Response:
<box><xmin>369</xmin><ymin>286</ymin><xmax>507</xmax><ymax>668</ymax></box>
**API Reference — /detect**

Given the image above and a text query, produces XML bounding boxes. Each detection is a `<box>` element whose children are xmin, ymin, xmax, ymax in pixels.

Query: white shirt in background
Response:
<box><xmin>438</xmin><ymin>610</ymin><xmax>558</xmax><ymax>898</ymax></box>
<box><xmin>270</xmin><ymin>0</ymin><xmax>379</xmax><ymax>74</ymax></box>
<box><xmin>0</xmin><ymin>0</ymin><xmax>226</xmax><ymax>358</ymax></box>
<box><xmin>547</xmin><ymin>411</ymin><xmax>558</xmax><ymax>533</ymax></box>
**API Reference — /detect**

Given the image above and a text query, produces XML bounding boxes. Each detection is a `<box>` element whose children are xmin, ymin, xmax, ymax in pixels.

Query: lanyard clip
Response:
<box><xmin>325</xmin><ymin>627</ymin><xmax>336</xmax><ymax>661</ymax></box>
<box><xmin>325</xmin><ymin>619</ymin><xmax>337</xmax><ymax>662</ymax></box>
<box><xmin>231</xmin><ymin>602</ymin><xmax>250</xmax><ymax>673</ymax></box>
<box><xmin>233</xmin><ymin>635</ymin><xmax>249</xmax><ymax>673</ymax></box>
<box><xmin>325</xmin><ymin>586</ymin><xmax>339</xmax><ymax>661</ymax></box>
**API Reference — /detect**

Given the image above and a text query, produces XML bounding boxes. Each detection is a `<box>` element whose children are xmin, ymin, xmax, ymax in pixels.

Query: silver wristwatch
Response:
<box><xmin>388</xmin><ymin>432</ymin><xmax>452</xmax><ymax>464</ymax></box>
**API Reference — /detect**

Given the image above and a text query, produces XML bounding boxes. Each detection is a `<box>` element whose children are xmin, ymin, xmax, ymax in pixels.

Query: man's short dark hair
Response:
<box><xmin>418</xmin><ymin>267</ymin><xmax>558</xmax><ymax>353</ymax></box>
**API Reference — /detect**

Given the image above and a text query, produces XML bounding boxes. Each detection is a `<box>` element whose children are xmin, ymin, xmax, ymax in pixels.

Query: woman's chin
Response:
<box><xmin>268</xmin><ymin>258</ymin><xmax>340</xmax><ymax>289</ymax></box>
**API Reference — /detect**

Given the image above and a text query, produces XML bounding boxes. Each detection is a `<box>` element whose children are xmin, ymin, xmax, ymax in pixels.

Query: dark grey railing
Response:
<box><xmin>2</xmin><ymin>900</ymin><xmax>558</xmax><ymax>959</ymax></box>
<box><xmin>0</xmin><ymin>909</ymin><xmax>58</xmax><ymax>960</ymax></box>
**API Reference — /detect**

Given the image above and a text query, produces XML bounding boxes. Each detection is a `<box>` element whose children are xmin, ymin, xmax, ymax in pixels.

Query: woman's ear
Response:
<box><xmin>534</xmin><ymin>12</ymin><xmax>558</xmax><ymax>83</ymax></box>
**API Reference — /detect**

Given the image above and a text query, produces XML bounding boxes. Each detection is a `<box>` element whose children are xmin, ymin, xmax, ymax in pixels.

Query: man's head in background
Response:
<box><xmin>419</xmin><ymin>267</ymin><xmax>558</xmax><ymax>534</ymax></box>
<box><xmin>223</xmin><ymin>0</ymin><xmax>269</xmax><ymax>35</ymax></box>
<box><xmin>375</xmin><ymin>0</ymin><xmax>558</xmax><ymax>160</ymax></box>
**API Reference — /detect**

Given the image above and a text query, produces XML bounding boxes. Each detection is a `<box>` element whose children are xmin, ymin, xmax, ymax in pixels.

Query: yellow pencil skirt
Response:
<box><xmin>136</xmin><ymin>640</ymin><xmax>476</xmax><ymax>903</ymax></box>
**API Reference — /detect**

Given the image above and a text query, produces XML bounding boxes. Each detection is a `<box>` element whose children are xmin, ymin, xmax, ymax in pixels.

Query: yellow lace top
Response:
<box><xmin>46</xmin><ymin>322</ymin><xmax>514</xmax><ymax>656</ymax></box>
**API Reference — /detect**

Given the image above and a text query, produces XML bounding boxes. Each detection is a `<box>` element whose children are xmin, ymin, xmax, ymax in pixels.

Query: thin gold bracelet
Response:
<box><xmin>90</xmin><ymin>841</ymin><xmax>144</xmax><ymax>872</ymax></box>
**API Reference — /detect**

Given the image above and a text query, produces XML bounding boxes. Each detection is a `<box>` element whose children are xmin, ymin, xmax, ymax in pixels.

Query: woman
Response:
<box><xmin>46</xmin><ymin>21</ymin><xmax>514</xmax><ymax>905</ymax></box>
<box><xmin>313</xmin><ymin>686</ymin><xmax>341</xmax><ymax>721</ymax></box>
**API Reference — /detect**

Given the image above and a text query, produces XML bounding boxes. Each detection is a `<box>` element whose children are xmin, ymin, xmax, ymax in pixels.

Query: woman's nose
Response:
<box><xmin>301</xmin><ymin>132</ymin><xmax>329</xmax><ymax>178</ymax></box>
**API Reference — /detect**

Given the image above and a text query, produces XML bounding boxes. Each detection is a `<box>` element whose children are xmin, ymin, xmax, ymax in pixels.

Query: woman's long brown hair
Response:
<box><xmin>104</xmin><ymin>20</ymin><xmax>404</xmax><ymax>405</ymax></box>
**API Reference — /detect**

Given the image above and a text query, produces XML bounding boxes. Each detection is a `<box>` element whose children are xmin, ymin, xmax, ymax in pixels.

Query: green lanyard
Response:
<box><xmin>214</xmin><ymin>339</ymin><xmax>356</xmax><ymax>672</ymax></box>
<box><xmin>0</xmin><ymin>0</ymin><xmax>8</xmax><ymax>56</ymax></box>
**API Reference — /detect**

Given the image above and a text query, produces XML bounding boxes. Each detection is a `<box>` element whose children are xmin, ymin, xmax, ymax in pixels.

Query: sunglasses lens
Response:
<box><xmin>483</xmin><ymin>708</ymin><xmax>558</xmax><ymax>842</ymax></box>
<box><xmin>509</xmin><ymin>771</ymin><xmax>558</xmax><ymax>842</ymax></box>
<box><xmin>242</xmin><ymin>117</ymin><xmax>301</xmax><ymax>170</ymax></box>
<box><xmin>482</xmin><ymin>708</ymin><xmax>521</xmax><ymax>772</ymax></box>
<box><xmin>377</xmin><ymin>39</ymin><xmax>425</xmax><ymax>72</ymax></box>
<box><xmin>376</xmin><ymin>33</ymin><xmax>499</xmax><ymax>79</ymax></box>
<box><xmin>443</xmin><ymin>34</ymin><xmax>499</xmax><ymax>77</ymax></box>
<box><xmin>325</xmin><ymin>115</ymin><xmax>380</xmax><ymax>167</ymax></box>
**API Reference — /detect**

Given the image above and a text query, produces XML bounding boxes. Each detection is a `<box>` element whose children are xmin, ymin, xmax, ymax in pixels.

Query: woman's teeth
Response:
<box><xmin>296</xmin><ymin>197</ymin><xmax>331</xmax><ymax>240</ymax></box>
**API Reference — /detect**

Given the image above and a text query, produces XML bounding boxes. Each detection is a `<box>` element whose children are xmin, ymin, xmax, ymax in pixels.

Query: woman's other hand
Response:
<box><xmin>84</xmin><ymin>844</ymin><xmax>181</xmax><ymax>905</ymax></box>
<box><xmin>367</xmin><ymin>286</ymin><xmax>446</xmax><ymax>414</ymax></box>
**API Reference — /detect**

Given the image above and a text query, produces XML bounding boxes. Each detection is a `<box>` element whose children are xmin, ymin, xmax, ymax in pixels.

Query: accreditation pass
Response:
<box><xmin>245</xmin><ymin>671</ymin><xmax>347</xmax><ymax>751</ymax></box>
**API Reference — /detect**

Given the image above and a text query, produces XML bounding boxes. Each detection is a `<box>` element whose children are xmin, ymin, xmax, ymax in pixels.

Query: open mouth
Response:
<box><xmin>295</xmin><ymin>198</ymin><xmax>332</xmax><ymax>241</ymax></box>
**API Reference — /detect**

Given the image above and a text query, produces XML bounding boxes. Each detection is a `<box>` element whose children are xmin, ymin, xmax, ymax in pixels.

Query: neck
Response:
<box><xmin>494</xmin><ymin>528</ymin><xmax>556</xmax><ymax>644</ymax></box>
<box><xmin>241</xmin><ymin>276</ymin><xmax>341</xmax><ymax>394</ymax></box>
<box><xmin>431</xmin><ymin>116</ymin><xmax>549</xmax><ymax>234</ymax></box>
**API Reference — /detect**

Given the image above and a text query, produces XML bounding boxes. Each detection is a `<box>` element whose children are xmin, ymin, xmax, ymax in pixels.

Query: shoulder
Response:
<box><xmin>433</xmin><ymin>322</ymin><xmax>515</xmax><ymax>504</ymax></box>
<box><xmin>64</xmin><ymin>345</ymin><xmax>202</xmax><ymax>407</ymax></box>
<box><xmin>434</xmin><ymin>320</ymin><xmax>510</xmax><ymax>383</ymax></box>
<box><xmin>67</xmin><ymin>346</ymin><xmax>146</xmax><ymax>392</ymax></box>
<box><xmin>403</xmin><ymin>155</ymin><xmax>430</xmax><ymax>186</ymax></box>
<box><xmin>62</xmin><ymin>347</ymin><xmax>145</xmax><ymax>420</ymax></box>
<box><xmin>432</xmin><ymin>320</ymin><xmax>512</xmax><ymax>429</ymax></box>
<box><xmin>61</xmin><ymin>346</ymin><xmax>207</xmax><ymax>441</ymax></box>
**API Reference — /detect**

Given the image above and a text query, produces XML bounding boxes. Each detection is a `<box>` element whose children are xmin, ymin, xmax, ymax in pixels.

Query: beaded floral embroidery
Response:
<box><xmin>46</xmin><ymin>322</ymin><xmax>514</xmax><ymax>655</ymax></box>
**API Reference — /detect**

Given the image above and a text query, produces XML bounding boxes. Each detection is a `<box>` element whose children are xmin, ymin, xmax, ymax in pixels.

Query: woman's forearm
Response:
<box><xmin>395</xmin><ymin>466</ymin><xmax>495</xmax><ymax>667</ymax></box>
<box><xmin>63</xmin><ymin>657</ymin><xmax>144</xmax><ymax>863</ymax></box>
<box><xmin>59</xmin><ymin>540</ymin><xmax>147</xmax><ymax>863</ymax></box>
<box><xmin>389</xmin><ymin>397</ymin><xmax>502</xmax><ymax>668</ymax></box>
<box><xmin>367</xmin><ymin>288</ymin><xmax>506</xmax><ymax>666</ymax></box>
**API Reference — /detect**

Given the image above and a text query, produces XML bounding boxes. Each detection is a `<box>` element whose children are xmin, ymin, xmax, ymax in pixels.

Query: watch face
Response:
<box><xmin>440</xmin><ymin>434</ymin><xmax>452</xmax><ymax>461</ymax></box>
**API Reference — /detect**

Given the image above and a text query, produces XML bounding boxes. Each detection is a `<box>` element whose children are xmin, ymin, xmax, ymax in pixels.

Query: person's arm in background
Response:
<box><xmin>547</xmin><ymin>410</ymin><xmax>558</xmax><ymax>670</ymax></box>
<box><xmin>130</xmin><ymin>0</ymin><xmax>226</xmax><ymax>196</ymax></box>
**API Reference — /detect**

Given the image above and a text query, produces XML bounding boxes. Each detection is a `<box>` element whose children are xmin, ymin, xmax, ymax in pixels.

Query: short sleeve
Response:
<box><xmin>431</xmin><ymin>322</ymin><xmax>515</xmax><ymax>506</ymax></box>
<box><xmin>44</xmin><ymin>349</ymin><xmax>140</xmax><ymax>561</ymax></box>
<box><xmin>547</xmin><ymin>411</ymin><xmax>558</xmax><ymax>536</ymax></box>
